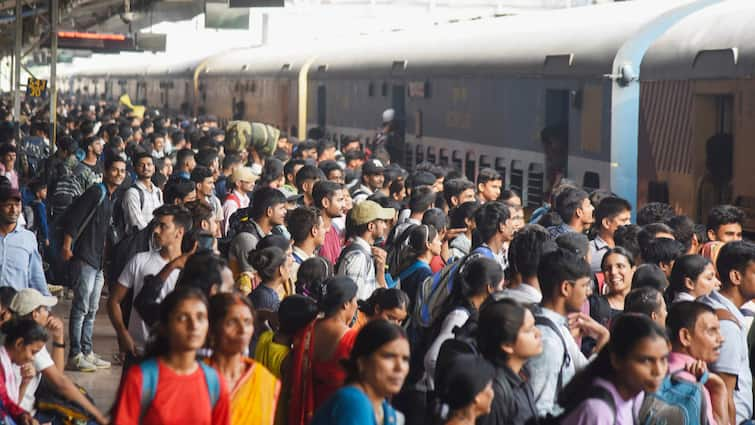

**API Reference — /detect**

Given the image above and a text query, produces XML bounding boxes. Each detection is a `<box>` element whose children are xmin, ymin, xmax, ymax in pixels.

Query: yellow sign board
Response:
<box><xmin>26</xmin><ymin>78</ymin><xmax>48</xmax><ymax>97</ymax></box>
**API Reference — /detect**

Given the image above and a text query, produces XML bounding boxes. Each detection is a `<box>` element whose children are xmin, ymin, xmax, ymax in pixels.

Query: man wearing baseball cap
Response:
<box><xmin>0</xmin><ymin>186</ymin><xmax>48</xmax><ymax>295</ymax></box>
<box><xmin>9</xmin><ymin>288</ymin><xmax>108</xmax><ymax>424</ymax></box>
<box><xmin>336</xmin><ymin>200</ymin><xmax>395</xmax><ymax>300</ymax></box>
<box><xmin>352</xmin><ymin>159</ymin><xmax>385</xmax><ymax>204</ymax></box>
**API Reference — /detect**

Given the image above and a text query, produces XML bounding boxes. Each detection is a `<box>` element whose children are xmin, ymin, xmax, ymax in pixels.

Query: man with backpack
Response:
<box><xmin>337</xmin><ymin>200</ymin><xmax>393</xmax><ymax>300</ymax></box>
<box><xmin>666</xmin><ymin>301</ymin><xmax>729</xmax><ymax>425</ymax></box>
<box><xmin>227</xmin><ymin>187</ymin><xmax>287</xmax><ymax>277</ymax></box>
<box><xmin>222</xmin><ymin>166</ymin><xmax>255</xmax><ymax>235</ymax></box>
<box><xmin>73</xmin><ymin>136</ymin><xmax>104</xmax><ymax>191</ymax></box>
<box><xmin>121</xmin><ymin>152</ymin><xmax>163</xmax><ymax>235</ymax></box>
<box><xmin>61</xmin><ymin>156</ymin><xmax>126</xmax><ymax>372</ymax></box>
<box><xmin>108</xmin><ymin>205</ymin><xmax>192</xmax><ymax>372</ymax></box>
<box><xmin>528</xmin><ymin>248</ymin><xmax>609</xmax><ymax>417</ymax></box>
<box><xmin>700</xmin><ymin>241</ymin><xmax>755</xmax><ymax>424</ymax></box>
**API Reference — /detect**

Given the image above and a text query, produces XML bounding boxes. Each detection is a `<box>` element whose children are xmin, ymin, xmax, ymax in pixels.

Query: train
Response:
<box><xmin>57</xmin><ymin>0</ymin><xmax>755</xmax><ymax>230</ymax></box>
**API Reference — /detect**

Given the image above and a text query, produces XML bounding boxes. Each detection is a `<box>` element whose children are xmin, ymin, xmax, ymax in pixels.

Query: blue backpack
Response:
<box><xmin>638</xmin><ymin>370</ymin><xmax>709</xmax><ymax>425</ymax></box>
<box><xmin>138</xmin><ymin>358</ymin><xmax>221</xmax><ymax>420</ymax></box>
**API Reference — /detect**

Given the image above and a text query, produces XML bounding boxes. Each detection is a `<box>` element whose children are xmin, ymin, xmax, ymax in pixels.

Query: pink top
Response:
<box><xmin>319</xmin><ymin>224</ymin><xmax>343</xmax><ymax>265</ymax></box>
<box><xmin>668</xmin><ymin>351</ymin><xmax>718</xmax><ymax>425</ymax></box>
<box><xmin>560</xmin><ymin>377</ymin><xmax>644</xmax><ymax>425</ymax></box>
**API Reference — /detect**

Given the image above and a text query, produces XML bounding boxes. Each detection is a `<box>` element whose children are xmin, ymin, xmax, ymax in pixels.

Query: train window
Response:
<box><xmin>251</xmin><ymin>81</ymin><xmax>257</xmax><ymax>93</ymax></box>
<box><xmin>527</xmin><ymin>163</ymin><xmax>545</xmax><ymax>208</ymax></box>
<box><xmin>404</xmin><ymin>143</ymin><xmax>414</xmax><ymax>170</ymax></box>
<box><xmin>368</xmin><ymin>82</ymin><xmax>375</xmax><ymax>97</ymax></box>
<box><xmin>424</xmin><ymin>81</ymin><xmax>432</xmax><ymax>99</ymax></box>
<box><xmin>427</xmin><ymin>146</ymin><xmax>436</xmax><ymax>164</ymax></box>
<box><xmin>381</xmin><ymin>82</ymin><xmax>388</xmax><ymax>97</ymax></box>
<box><xmin>648</xmin><ymin>181</ymin><xmax>669</xmax><ymax>204</ymax></box>
<box><xmin>583</xmin><ymin>172</ymin><xmax>600</xmax><ymax>193</ymax></box>
<box><xmin>465</xmin><ymin>152</ymin><xmax>477</xmax><ymax>182</ymax></box>
<box><xmin>494</xmin><ymin>158</ymin><xmax>507</xmax><ymax>185</ymax></box>
<box><xmin>392</xmin><ymin>61</ymin><xmax>408</xmax><ymax>74</ymax></box>
<box><xmin>439</xmin><ymin>149</ymin><xmax>449</xmax><ymax>167</ymax></box>
<box><xmin>452</xmin><ymin>151</ymin><xmax>463</xmax><ymax>172</ymax></box>
<box><xmin>415</xmin><ymin>145</ymin><xmax>424</xmax><ymax>165</ymax></box>
<box><xmin>510</xmin><ymin>160</ymin><xmax>524</xmax><ymax>198</ymax></box>
<box><xmin>479</xmin><ymin>155</ymin><xmax>492</xmax><ymax>170</ymax></box>
<box><xmin>415</xmin><ymin>110</ymin><xmax>423</xmax><ymax>137</ymax></box>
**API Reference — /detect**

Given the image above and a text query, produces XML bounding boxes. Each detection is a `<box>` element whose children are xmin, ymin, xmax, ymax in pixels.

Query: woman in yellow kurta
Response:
<box><xmin>207</xmin><ymin>292</ymin><xmax>280</xmax><ymax>425</ymax></box>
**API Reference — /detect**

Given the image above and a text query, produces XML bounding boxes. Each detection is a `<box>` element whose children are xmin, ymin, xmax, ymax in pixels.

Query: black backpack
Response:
<box><xmin>111</xmin><ymin>184</ymin><xmax>149</xmax><ymax>243</ymax></box>
<box><xmin>107</xmin><ymin>221</ymin><xmax>155</xmax><ymax>285</ymax></box>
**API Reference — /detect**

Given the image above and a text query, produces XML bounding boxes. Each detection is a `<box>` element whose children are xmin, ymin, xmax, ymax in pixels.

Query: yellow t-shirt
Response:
<box><xmin>253</xmin><ymin>330</ymin><xmax>290</xmax><ymax>379</ymax></box>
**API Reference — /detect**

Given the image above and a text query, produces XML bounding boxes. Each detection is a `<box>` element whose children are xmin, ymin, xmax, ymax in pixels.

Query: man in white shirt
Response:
<box><xmin>107</xmin><ymin>205</ymin><xmax>192</xmax><ymax>369</ymax></box>
<box><xmin>122</xmin><ymin>152</ymin><xmax>163</xmax><ymax>234</ymax></box>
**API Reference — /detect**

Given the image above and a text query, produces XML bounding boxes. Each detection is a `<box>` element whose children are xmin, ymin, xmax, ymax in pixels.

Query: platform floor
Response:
<box><xmin>52</xmin><ymin>294</ymin><xmax>122</xmax><ymax>413</ymax></box>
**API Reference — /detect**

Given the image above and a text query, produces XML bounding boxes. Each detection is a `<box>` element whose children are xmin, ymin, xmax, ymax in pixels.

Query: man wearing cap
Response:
<box><xmin>0</xmin><ymin>187</ymin><xmax>48</xmax><ymax>295</ymax></box>
<box><xmin>337</xmin><ymin>200</ymin><xmax>394</xmax><ymax>300</ymax></box>
<box><xmin>222</xmin><ymin>166</ymin><xmax>256</xmax><ymax>235</ymax></box>
<box><xmin>352</xmin><ymin>159</ymin><xmax>385</xmax><ymax>204</ymax></box>
<box><xmin>9</xmin><ymin>289</ymin><xmax>109</xmax><ymax>424</ymax></box>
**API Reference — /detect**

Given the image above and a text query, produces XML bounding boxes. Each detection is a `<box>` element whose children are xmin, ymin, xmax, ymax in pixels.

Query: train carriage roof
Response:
<box><xmin>642</xmin><ymin>0</ymin><xmax>755</xmax><ymax>81</ymax></box>
<box><xmin>304</xmin><ymin>0</ymin><xmax>692</xmax><ymax>80</ymax></box>
<box><xmin>201</xmin><ymin>0</ymin><xmax>693</xmax><ymax>81</ymax></box>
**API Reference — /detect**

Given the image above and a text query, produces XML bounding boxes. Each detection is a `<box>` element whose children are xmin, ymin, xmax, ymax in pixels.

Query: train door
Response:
<box><xmin>317</xmin><ymin>85</ymin><xmax>327</xmax><ymax>130</ymax></box>
<box><xmin>392</xmin><ymin>84</ymin><xmax>406</xmax><ymax>165</ymax></box>
<box><xmin>693</xmin><ymin>94</ymin><xmax>734</xmax><ymax>222</ymax></box>
<box><xmin>543</xmin><ymin>89</ymin><xmax>570</xmax><ymax>196</ymax></box>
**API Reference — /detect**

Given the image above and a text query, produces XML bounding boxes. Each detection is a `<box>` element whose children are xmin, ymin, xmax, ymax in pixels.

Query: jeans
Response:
<box><xmin>69</xmin><ymin>260</ymin><xmax>104</xmax><ymax>357</ymax></box>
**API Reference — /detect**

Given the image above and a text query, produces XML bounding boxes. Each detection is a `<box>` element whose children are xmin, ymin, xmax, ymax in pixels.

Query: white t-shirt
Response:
<box><xmin>17</xmin><ymin>345</ymin><xmax>55</xmax><ymax>412</ymax></box>
<box><xmin>118</xmin><ymin>250</ymin><xmax>181</xmax><ymax>352</ymax></box>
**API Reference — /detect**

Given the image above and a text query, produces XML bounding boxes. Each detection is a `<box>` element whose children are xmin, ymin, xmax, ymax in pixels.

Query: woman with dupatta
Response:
<box><xmin>288</xmin><ymin>276</ymin><xmax>359</xmax><ymax>425</ymax></box>
<box><xmin>207</xmin><ymin>292</ymin><xmax>281</xmax><ymax>425</ymax></box>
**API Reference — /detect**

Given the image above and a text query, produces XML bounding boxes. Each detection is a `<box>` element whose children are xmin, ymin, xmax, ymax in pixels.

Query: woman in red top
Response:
<box><xmin>0</xmin><ymin>319</ymin><xmax>46</xmax><ymax>425</ymax></box>
<box><xmin>114</xmin><ymin>287</ymin><xmax>231</xmax><ymax>425</ymax></box>
<box><xmin>288</xmin><ymin>276</ymin><xmax>359</xmax><ymax>425</ymax></box>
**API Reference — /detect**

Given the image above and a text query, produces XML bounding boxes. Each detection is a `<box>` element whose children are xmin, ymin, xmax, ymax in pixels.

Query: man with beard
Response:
<box><xmin>122</xmin><ymin>152</ymin><xmax>163</xmax><ymax>234</ymax></box>
<box><xmin>62</xmin><ymin>157</ymin><xmax>126</xmax><ymax>372</ymax></box>
<box><xmin>0</xmin><ymin>186</ymin><xmax>47</xmax><ymax>294</ymax></box>
<box><xmin>313</xmin><ymin>180</ymin><xmax>347</xmax><ymax>265</ymax></box>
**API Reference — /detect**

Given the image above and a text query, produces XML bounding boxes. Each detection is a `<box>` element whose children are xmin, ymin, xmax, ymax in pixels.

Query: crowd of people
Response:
<box><xmin>0</xmin><ymin>95</ymin><xmax>752</xmax><ymax>425</ymax></box>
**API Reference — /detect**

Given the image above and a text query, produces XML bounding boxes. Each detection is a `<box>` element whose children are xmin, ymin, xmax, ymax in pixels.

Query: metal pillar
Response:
<box><xmin>609</xmin><ymin>0</ymin><xmax>722</xmax><ymax>212</ymax></box>
<box><xmin>50</xmin><ymin>0</ymin><xmax>58</xmax><ymax>147</ymax></box>
<box><xmin>13</xmin><ymin>0</ymin><xmax>22</xmax><ymax>131</ymax></box>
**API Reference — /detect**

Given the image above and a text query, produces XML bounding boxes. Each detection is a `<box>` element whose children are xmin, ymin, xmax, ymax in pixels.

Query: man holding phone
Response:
<box><xmin>107</xmin><ymin>204</ymin><xmax>193</xmax><ymax>371</ymax></box>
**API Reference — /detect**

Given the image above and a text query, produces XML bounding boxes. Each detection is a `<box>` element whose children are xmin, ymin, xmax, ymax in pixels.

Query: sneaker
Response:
<box><xmin>67</xmin><ymin>353</ymin><xmax>96</xmax><ymax>372</ymax></box>
<box><xmin>84</xmin><ymin>352</ymin><xmax>111</xmax><ymax>369</ymax></box>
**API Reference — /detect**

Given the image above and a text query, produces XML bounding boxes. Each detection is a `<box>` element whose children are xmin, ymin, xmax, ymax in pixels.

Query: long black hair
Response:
<box><xmin>342</xmin><ymin>319</ymin><xmax>407</xmax><ymax>384</ymax></box>
<box><xmin>558</xmin><ymin>314</ymin><xmax>668</xmax><ymax>412</ymax></box>
<box><xmin>666</xmin><ymin>254</ymin><xmax>711</xmax><ymax>303</ymax></box>
<box><xmin>476</xmin><ymin>298</ymin><xmax>530</xmax><ymax>367</ymax></box>
<box><xmin>144</xmin><ymin>287</ymin><xmax>208</xmax><ymax>359</ymax></box>
<box><xmin>358</xmin><ymin>288</ymin><xmax>410</xmax><ymax>317</ymax></box>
